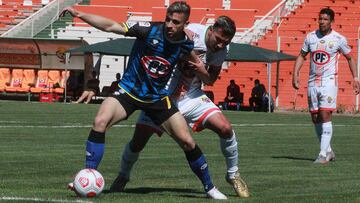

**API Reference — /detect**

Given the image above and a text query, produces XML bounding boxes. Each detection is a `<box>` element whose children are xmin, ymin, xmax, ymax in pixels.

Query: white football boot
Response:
<box><xmin>206</xmin><ymin>187</ymin><xmax>227</xmax><ymax>200</ymax></box>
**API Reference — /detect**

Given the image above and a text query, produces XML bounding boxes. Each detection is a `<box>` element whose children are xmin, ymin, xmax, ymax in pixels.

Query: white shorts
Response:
<box><xmin>136</xmin><ymin>90</ymin><xmax>221</xmax><ymax>135</ymax></box>
<box><xmin>307</xmin><ymin>85</ymin><xmax>337</xmax><ymax>113</ymax></box>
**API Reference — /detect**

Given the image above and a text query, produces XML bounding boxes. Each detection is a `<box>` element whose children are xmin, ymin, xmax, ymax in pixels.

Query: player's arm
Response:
<box><xmin>187</xmin><ymin>52</ymin><xmax>221</xmax><ymax>85</ymax></box>
<box><xmin>292</xmin><ymin>50</ymin><xmax>307</xmax><ymax>90</ymax></box>
<box><xmin>343</xmin><ymin>53</ymin><xmax>360</xmax><ymax>94</ymax></box>
<box><xmin>61</xmin><ymin>6</ymin><xmax>127</xmax><ymax>35</ymax></box>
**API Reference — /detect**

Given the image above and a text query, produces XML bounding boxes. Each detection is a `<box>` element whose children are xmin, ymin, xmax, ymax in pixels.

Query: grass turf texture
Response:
<box><xmin>0</xmin><ymin>100</ymin><xmax>360</xmax><ymax>203</ymax></box>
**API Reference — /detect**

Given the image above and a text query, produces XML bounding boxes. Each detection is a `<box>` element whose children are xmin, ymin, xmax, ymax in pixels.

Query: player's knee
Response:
<box><xmin>93</xmin><ymin>115</ymin><xmax>109</xmax><ymax>132</ymax></box>
<box><xmin>218</xmin><ymin>122</ymin><xmax>233</xmax><ymax>138</ymax></box>
<box><xmin>181</xmin><ymin>137</ymin><xmax>196</xmax><ymax>151</ymax></box>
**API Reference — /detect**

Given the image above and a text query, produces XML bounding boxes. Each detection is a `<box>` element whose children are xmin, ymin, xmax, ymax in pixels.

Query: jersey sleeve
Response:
<box><xmin>339</xmin><ymin>36</ymin><xmax>351</xmax><ymax>55</ymax></box>
<box><xmin>208</xmin><ymin>49</ymin><xmax>227</xmax><ymax>66</ymax></box>
<box><xmin>124</xmin><ymin>21</ymin><xmax>152</xmax><ymax>40</ymax></box>
<box><xmin>301</xmin><ymin>34</ymin><xmax>310</xmax><ymax>54</ymax></box>
<box><xmin>180</xmin><ymin>39</ymin><xmax>194</xmax><ymax>56</ymax></box>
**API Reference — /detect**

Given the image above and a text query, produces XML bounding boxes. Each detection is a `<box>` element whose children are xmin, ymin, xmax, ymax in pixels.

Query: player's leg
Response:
<box><xmin>86</xmin><ymin>97</ymin><xmax>128</xmax><ymax>169</ymax></box>
<box><xmin>110</xmin><ymin>121</ymin><xmax>156</xmax><ymax>192</ymax></box>
<box><xmin>311</xmin><ymin>86</ymin><xmax>336</xmax><ymax>164</ymax></box>
<box><xmin>204</xmin><ymin>112</ymin><xmax>249</xmax><ymax>197</ymax></box>
<box><xmin>84</xmin><ymin>90</ymin><xmax>95</xmax><ymax>104</ymax></box>
<box><xmin>161</xmin><ymin>112</ymin><xmax>227</xmax><ymax>199</ymax></box>
<box><xmin>318</xmin><ymin>110</ymin><xmax>334</xmax><ymax>161</ymax></box>
<box><xmin>73</xmin><ymin>90</ymin><xmax>89</xmax><ymax>103</ymax></box>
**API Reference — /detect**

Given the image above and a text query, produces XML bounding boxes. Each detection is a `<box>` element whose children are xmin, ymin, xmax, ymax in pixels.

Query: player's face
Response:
<box><xmin>318</xmin><ymin>13</ymin><xmax>332</xmax><ymax>34</ymax></box>
<box><xmin>165</xmin><ymin>12</ymin><xmax>188</xmax><ymax>40</ymax></box>
<box><xmin>207</xmin><ymin>27</ymin><xmax>232</xmax><ymax>52</ymax></box>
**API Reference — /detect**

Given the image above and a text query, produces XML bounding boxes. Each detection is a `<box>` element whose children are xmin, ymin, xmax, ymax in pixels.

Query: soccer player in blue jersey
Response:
<box><xmin>111</xmin><ymin>16</ymin><xmax>249</xmax><ymax>198</ymax></box>
<box><xmin>62</xmin><ymin>1</ymin><xmax>227</xmax><ymax>199</ymax></box>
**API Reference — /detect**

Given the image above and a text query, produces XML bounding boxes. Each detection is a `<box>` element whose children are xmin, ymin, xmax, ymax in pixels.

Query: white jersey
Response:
<box><xmin>169</xmin><ymin>23</ymin><xmax>228</xmax><ymax>99</ymax></box>
<box><xmin>302</xmin><ymin>30</ymin><xmax>351</xmax><ymax>87</ymax></box>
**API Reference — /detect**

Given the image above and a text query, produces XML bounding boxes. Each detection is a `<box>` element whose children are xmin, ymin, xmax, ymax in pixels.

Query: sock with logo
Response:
<box><xmin>220</xmin><ymin>131</ymin><xmax>239</xmax><ymax>179</ymax></box>
<box><xmin>185</xmin><ymin>145</ymin><xmax>214</xmax><ymax>192</ymax></box>
<box><xmin>85</xmin><ymin>129</ymin><xmax>105</xmax><ymax>169</ymax></box>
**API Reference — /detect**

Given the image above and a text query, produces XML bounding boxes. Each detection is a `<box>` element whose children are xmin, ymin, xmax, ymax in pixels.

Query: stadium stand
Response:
<box><xmin>1</xmin><ymin>0</ymin><xmax>359</xmax><ymax>110</ymax></box>
<box><xmin>205</xmin><ymin>0</ymin><xmax>360</xmax><ymax>111</ymax></box>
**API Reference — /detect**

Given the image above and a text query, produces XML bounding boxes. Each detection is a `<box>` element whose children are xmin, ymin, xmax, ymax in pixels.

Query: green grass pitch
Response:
<box><xmin>1</xmin><ymin>100</ymin><xmax>360</xmax><ymax>203</ymax></box>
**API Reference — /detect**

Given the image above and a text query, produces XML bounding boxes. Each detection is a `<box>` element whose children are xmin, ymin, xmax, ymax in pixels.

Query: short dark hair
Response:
<box><xmin>213</xmin><ymin>16</ymin><xmax>236</xmax><ymax>39</ymax></box>
<box><xmin>167</xmin><ymin>1</ymin><xmax>191</xmax><ymax>21</ymax></box>
<box><xmin>319</xmin><ymin>8</ymin><xmax>335</xmax><ymax>21</ymax></box>
<box><xmin>255</xmin><ymin>79</ymin><xmax>260</xmax><ymax>84</ymax></box>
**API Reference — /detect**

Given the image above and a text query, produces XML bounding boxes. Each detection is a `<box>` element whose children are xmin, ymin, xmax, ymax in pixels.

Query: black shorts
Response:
<box><xmin>111</xmin><ymin>92</ymin><xmax>178</xmax><ymax>125</ymax></box>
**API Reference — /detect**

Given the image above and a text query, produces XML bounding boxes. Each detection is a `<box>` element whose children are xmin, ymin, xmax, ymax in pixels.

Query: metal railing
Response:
<box><xmin>1</xmin><ymin>0</ymin><xmax>82</xmax><ymax>38</ymax></box>
<box><xmin>235</xmin><ymin>0</ymin><xmax>303</xmax><ymax>44</ymax></box>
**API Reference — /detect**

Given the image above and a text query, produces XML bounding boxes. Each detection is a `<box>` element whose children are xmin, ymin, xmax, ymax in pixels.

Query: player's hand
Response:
<box><xmin>353</xmin><ymin>78</ymin><xmax>360</xmax><ymax>95</ymax></box>
<box><xmin>60</xmin><ymin>6</ymin><xmax>78</xmax><ymax>18</ymax></box>
<box><xmin>292</xmin><ymin>75</ymin><xmax>299</xmax><ymax>90</ymax></box>
<box><xmin>187</xmin><ymin>59</ymin><xmax>206</xmax><ymax>73</ymax></box>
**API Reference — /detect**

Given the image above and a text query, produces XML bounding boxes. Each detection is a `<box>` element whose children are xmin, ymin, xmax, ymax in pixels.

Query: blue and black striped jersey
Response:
<box><xmin>118</xmin><ymin>22</ymin><xmax>194</xmax><ymax>102</ymax></box>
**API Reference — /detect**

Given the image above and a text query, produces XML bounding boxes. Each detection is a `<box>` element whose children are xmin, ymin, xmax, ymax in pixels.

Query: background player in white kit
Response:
<box><xmin>110</xmin><ymin>16</ymin><xmax>250</xmax><ymax>198</ymax></box>
<box><xmin>292</xmin><ymin>8</ymin><xmax>360</xmax><ymax>164</ymax></box>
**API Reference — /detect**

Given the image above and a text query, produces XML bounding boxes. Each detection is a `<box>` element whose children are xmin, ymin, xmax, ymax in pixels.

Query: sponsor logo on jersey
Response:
<box><xmin>312</xmin><ymin>50</ymin><xmax>330</xmax><ymax>65</ymax></box>
<box><xmin>141</xmin><ymin>56</ymin><xmax>171</xmax><ymax>78</ymax></box>
<box><xmin>328</xmin><ymin>41</ymin><xmax>334</xmax><ymax>49</ymax></box>
<box><xmin>139</xmin><ymin>21</ymin><xmax>151</xmax><ymax>27</ymax></box>
<box><xmin>152</xmin><ymin>39</ymin><xmax>159</xmax><ymax>46</ymax></box>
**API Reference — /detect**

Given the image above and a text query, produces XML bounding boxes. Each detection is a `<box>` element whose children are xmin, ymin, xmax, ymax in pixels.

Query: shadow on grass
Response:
<box><xmin>272</xmin><ymin>156</ymin><xmax>314</xmax><ymax>161</ymax></box>
<box><xmin>104</xmin><ymin>187</ymin><xmax>202</xmax><ymax>195</ymax></box>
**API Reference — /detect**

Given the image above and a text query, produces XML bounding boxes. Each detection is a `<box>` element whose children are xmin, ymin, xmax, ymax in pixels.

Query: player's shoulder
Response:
<box><xmin>186</xmin><ymin>23</ymin><xmax>206</xmax><ymax>33</ymax></box>
<box><xmin>330</xmin><ymin>30</ymin><xmax>347</xmax><ymax>41</ymax></box>
<box><xmin>306</xmin><ymin>30</ymin><xmax>317</xmax><ymax>38</ymax></box>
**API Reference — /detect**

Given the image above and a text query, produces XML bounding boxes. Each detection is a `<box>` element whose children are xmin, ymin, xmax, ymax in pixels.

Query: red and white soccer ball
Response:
<box><xmin>73</xmin><ymin>169</ymin><xmax>105</xmax><ymax>197</ymax></box>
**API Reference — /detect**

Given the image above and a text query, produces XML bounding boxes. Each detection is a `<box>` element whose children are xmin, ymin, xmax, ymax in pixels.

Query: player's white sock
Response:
<box><xmin>320</xmin><ymin>122</ymin><xmax>332</xmax><ymax>157</ymax></box>
<box><xmin>220</xmin><ymin>130</ymin><xmax>238</xmax><ymax>179</ymax></box>
<box><xmin>119</xmin><ymin>142</ymin><xmax>139</xmax><ymax>179</ymax></box>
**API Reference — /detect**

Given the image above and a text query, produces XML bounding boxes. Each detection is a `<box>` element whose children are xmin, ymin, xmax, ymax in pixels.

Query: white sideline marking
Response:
<box><xmin>0</xmin><ymin>196</ymin><xmax>93</xmax><ymax>203</ymax></box>
<box><xmin>0</xmin><ymin>123</ymin><xmax>359</xmax><ymax>128</ymax></box>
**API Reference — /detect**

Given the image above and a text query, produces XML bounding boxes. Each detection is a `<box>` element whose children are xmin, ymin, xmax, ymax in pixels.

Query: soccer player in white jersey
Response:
<box><xmin>292</xmin><ymin>8</ymin><xmax>360</xmax><ymax>164</ymax></box>
<box><xmin>110</xmin><ymin>16</ymin><xmax>250</xmax><ymax>198</ymax></box>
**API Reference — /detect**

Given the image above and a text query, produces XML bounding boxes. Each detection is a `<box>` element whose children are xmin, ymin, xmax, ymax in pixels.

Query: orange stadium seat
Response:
<box><xmin>230</xmin><ymin>0</ymin><xmax>282</xmax><ymax>14</ymax></box>
<box><xmin>30</xmin><ymin>70</ymin><xmax>48</xmax><ymax>93</ymax></box>
<box><xmin>91</xmin><ymin>0</ymin><xmax>165</xmax><ymax>8</ymax></box>
<box><xmin>42</xmin><ymin>70</ymin><xmax>60</xmax><ymax>93</ymax></box>
<box><xmin>169</xmin><ymin>0</ymin><xmax>223</xmax><ymax>9</ymax></box>
<box><xmin>5</xmin><ymin>68</ymin><xmax>23</xmax><ymax>92</ymax></box>
<box><xmin>73</xmin><ymin>5</ymin><xmax>130</xmax><ymax>26</ymax></box>
<box><xmin>17</xmin><ymin>69</ymin><xmax>35</xmax><ymax>93</ymax></box>
<box><xmin>0</xmin><ymin>68</ymin><xmax>11</xmax><ymax>92</ymax></box>
<box><xmin>54</xmin><ymin>70</ymin><xmax>69</xmax><ymax>94</ymax></box>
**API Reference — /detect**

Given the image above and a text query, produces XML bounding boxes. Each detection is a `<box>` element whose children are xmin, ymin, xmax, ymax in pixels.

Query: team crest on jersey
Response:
<box><xmin>141</xmin><ymin>56</ymin><xmax>171</xmax><ymax>78</ymax></box>
<box><xmin>327</xmin><ymin>96</ymin><xmax>333</xmax><ymax>103</ymax></box>
<box><xmin>201</xmin><ymin>96</ymin><xmax>211</xmax><ymax>103</ymax></box>
<box><xmin>328</xmin><ymin>41</ymin><xmax>335</xmax><ymax>49</ymax></box>
<box><xmin>312</xmin><ymin>50</ymin><xmax>330</xmax><ymax>65</ymax></box>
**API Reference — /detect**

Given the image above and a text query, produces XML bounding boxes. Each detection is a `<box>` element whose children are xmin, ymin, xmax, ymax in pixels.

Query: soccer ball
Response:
<box><xmin>73</xmin><ymin>169</ymin><xmax>105</xmax><ymax>197</ymax></box>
